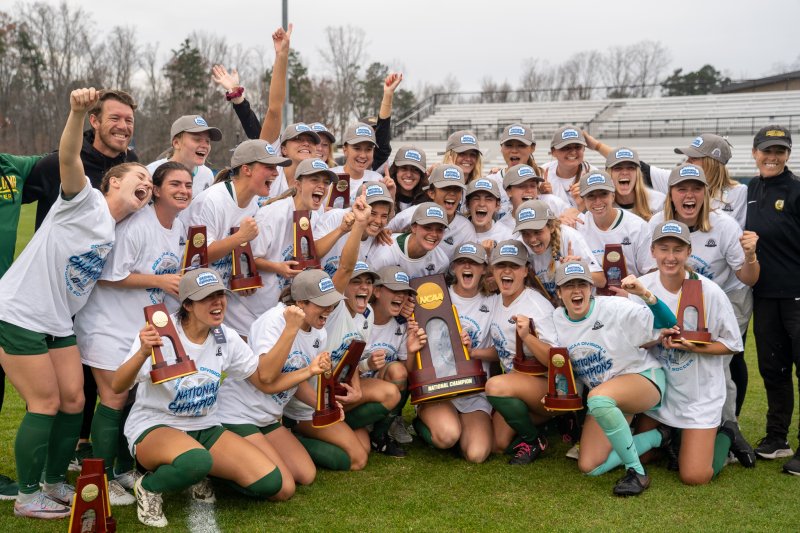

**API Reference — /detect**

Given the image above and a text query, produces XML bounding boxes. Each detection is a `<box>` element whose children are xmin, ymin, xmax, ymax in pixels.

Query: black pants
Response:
<box><xmin>753</xmin><ymin>296</ymin><xmax>800</xmax><ymax>440</ymax></box>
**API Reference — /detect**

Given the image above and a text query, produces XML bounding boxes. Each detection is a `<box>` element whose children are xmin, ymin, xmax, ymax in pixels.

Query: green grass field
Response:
<box><xmin>3</xmin><ymin>203</ymin><xmax>798</xmax><ymax>532</ymax></box>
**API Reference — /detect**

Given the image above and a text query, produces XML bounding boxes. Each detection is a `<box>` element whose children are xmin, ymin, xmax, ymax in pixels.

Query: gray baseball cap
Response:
<box><xmin>668</xmin><ymin>163</ymin><xmax>707</xmax><ymax>187</ymax></box>
<box><xmin>453</xmin><ymin>242</ymin><xmax>488</xmax><ymax>264</ymax></box>
<box><xmin>391</xmin><ymin>146</ymin><xmax>427</xmax><ymax>173</ymax></box>
<box><xmin>652</xmin><ymin>220</ymin><xmax>691</xmax><ymax>245</ymax></box>
<box><xmin>503</xmin><ymin>164</ymin><xmax>543</xmax><ymax>189</ymax></box>
<box><xmin>427</xmin><ymin>164</ymin><xmax>466</xmax><ymax>190</ymax></box>
<box><xmin>605</xmin><ymin>147</ymin><xmax>640</xmax><ymax>168</ymax></box>
<box><xmin>514</xmin><ymin>199</ymin><xmax>554</xmax><ymax>232</ymax></box>
<box><xmin>309</xmin><ymin>122</ymin><xmax>336</xmax><ymax>144</ymax></box>
<box><xmin>374</xmin><ymin>266</ymin><xmax>417</xmax><ymax>294</ymax></box>
<box><xmin>356</xmin><ymin>181</ymin><xmax>394</xmax><ymax>205</ymax></box>
<box><xmin>342</xmin><ymin>122</ymin><xmax>377</xmax><ymax>146</ymax></box>
<box><xmin>579</xmin><ymin>171</ymin><xmax>615</xmax><ymax>197</ymax></box>
<box><xmin>351</xmin><ymin>261</ymin><xmax>379</xmax><ymax>281</ymax></box>
<box><xmin>500</xmin><ymin>123</ymin><xmax>535</xmax><ymax>146</ymax></box>
<box><xmin>466</xmin><ymin>178</ymin><xmax>501</xmax><ymax>199</ymax></box>
<box><xmin>290</xmin><ymin>269</ymin><xmax>346</xmax><ymax>307</ymax></box>
<box><xmin>179</xmin><ymin>268</ymin><xmax>229</xmax><ymax>301</ymax></box>
<box><xmin>674</xmin><ymin>134</ymin><xmax>732</xmax><ymax>165</ymax></box>
<box><xmin>295</xmin><ymin>158</ymin><xmax>339</xmax><ymax>183</ymax></box>
<box><xmin>231</xmin><ymin>140</ymin><xmax>291</xmax><ymax>168</ymax></box>
<box><xmin>555</xmin><ymin>260</ymin><xmax>594</xmax><ymax>286</ymax></box>
<box><xmin>170</xmin><ymin>115</ymin><xmax>222</xmax><ymax>142</ymax></box>
<box><xmin>411</xmin><ymin>202</ymin><xmax>449</xmax><ymax>227</ymax></box>
<box><xmin>280</xmin><ymin>123</ymin><xmax>321</xmax><ymax>145</ymax></box>
<box><xmin>490</xmin><ymin>239</ymin><xmax>528</xmax><ymax>266</ymax></box>
<box><xmin>445</xmin><ymin>130</ymin><xmax>483</xmax><ymax>154</ymax></box>
<box><xmin>551</xmin><ymin>126</ymin><xmax>587</xmax><ymax>150</ymax></box>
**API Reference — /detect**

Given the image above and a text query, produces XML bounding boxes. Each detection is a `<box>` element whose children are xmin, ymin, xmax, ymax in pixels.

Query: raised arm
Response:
<box><xmin>372</xmin><ymin>73</ymin><xmax>403</xmax><ymax>170</ymax></box>
<box><xmin>212</xmin><ymin>64</ymin><xmax>262</xmax><ymax>139</ymax></box>
<box><xmin>259</xmin><ymin>24</ymin><xmax>293</xmax><ymax>143</ymax></box>
<box><xmin>60</xmin><ymin>88</ymin><xmax>99</xmax><ymax>198</ymax></box>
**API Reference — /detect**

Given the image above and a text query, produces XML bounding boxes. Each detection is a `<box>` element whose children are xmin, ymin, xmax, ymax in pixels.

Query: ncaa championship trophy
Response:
<box><xmin>673</xmin><ymin>278</ymin><xmax>712</xmax><ymax>344</ymax></box>
<box><xmin>293</xmin><ymin>210</ymin><xmax>321</xmax><ymax>270</ymax></box>
<box><xmin>144</xmin><ymin>303</ymin><xmax>198</xmax><ymax>384</ymax></box>
<box><xmin>181</xmin><ymin>225</ymin><xmax>208</xmax><ymax>272</ymax></box>
<box><xmin>513</xmin><ymin>317</ymin><xmax>547</xmax><ymax>375</ymax></box>
<box><xmin>229</xmin><ymin>226</ymin><xmax>263</xmax><ymax>291</ymax></box>
<box><xmin>596</xmin><ymin>244</ymin><xmax>627</xmax><ymax>296</ymax></box>
<box><xmin>313</xmin><ymin>340</ymin><xmax>366</xmax><ymax>428</ymax></box>
<box><xmin>327</xmin><ymin>173</ymin><xmax>351</xmax><ymax>209</ymax></box>
<box><xmin>68</xmin><ymin>458</ymin><xmax>115</xmax><ymax>532</ymax></box>
<box><xmin>544</xmin><ymin>347</ymin><xmax>583</xmax><ymax>411</ymax></box>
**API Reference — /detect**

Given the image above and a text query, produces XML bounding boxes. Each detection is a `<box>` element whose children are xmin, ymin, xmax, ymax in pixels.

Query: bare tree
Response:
<box><xmin>602</xmin><ymin>45</ymin><xmax>635</xmax><ymax>98</ymax></box>
<box><xmin>104</xmin><ymin>26</ymin><xmax>139</xmax><ymax>91</ymax></box>
<box><xmin>519</xmin><ymin>58</ymin><xmax>557</xmax><ymax>101</ymax></box>
<box><xmin>558</xmin><ymin>51</ymin><xmax>602</xmax><ymax>100</ymax></box>
<box><xmin>319</xmin><ymin>25</ymin><xmax>365</xmax><ymax>136</ymax></box>
<box><xmin>629</xmin><ymin>41</ymin><xmax>670</xmax><ymax>97</ymax></box>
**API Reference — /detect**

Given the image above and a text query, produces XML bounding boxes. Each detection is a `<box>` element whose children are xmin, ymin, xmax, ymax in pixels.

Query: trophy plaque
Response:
<box><xmin>68</xmin><ymin>458</ymin><xmax>116</xmax><ymax>533</ymax></box>
<box><xmin>513</xmin><ymin>317</ymin><xmax>548</xmax><ymax>375</ymax></box>
<box><xmin>408</xmin><ymin>274</ymin><xmax>487</xmax><ymax>404</ymax></box>
<box><xmin>181</xmin><ymin>225</ymin><xmax>208</xmax><ymax>272</ymax></box>
<box><xmin>293</xmin><ymin>210</ymin><xmax>321</xmax><ymax>270</ymax></box>
<box><xmin>144</xmin><ymin>303</ymin><xmax>198</xmax><ymax>384</ymax></box>
<box><xmin>313</xmin><ymin>340</ymin><xmax>366</xmax><ymax>428</ymax></box>
<box><xmin>673</xmin><ymin>278</ymin><xmax>712</xmax><ymax>344</ymax></box>
<box><xmin>596</xmin><ymin>244</ymin><xmax>628</xmax><ymax>296</ymax></box>
<box><xmin>229</xmin><ymin>226</ymin><xmax>263</xmax><ymax>291</ymax></box>
<box><xmin>544</xmin><ymin>347</ymin><xmax>582</xmax><ymax>411</ymax></box>
<box><xmin>327</xmin><ymin>173</ymin><xmax>350</xmax><ymax>209</ymax></box>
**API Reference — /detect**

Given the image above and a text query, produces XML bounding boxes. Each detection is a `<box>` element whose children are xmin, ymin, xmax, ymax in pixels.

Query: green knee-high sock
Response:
<box><xmin>389</xmin><ymin>382</ymin><xmax>409</xmax><ymax>418</ymax></box>
<box><xmin>90</xmin><ymin>404</ymin><xmax>122</xmax><ymax>477</ymax></box>
<box><xmin>372</xmin><ymin>391</ymin><xmax>404</xmax><ymax>440</ymax></box>
<box><xmin>296</xmin><ymin>436</ymin><xmax>350</xmax><ymax>471</ymax></box>
<box><xmin>225</xmin><ymin>468</ymin><xmax>283</xmax><ymax>499</ymax></box>
<box><xmin>115</xmin><ymin>403</ymin><xmax>134</xmax><ymax>474</ymax></box>
<box><xmin>141</xmin><ymin>448</ymin><xmax>213</xmax><ymax>493</ymax></box>
<box><xmin>44</xmin><ymin>411</ymin><xmax>83</xmax><ymax>484</ymax></box>
<box><xmin>345</xmin><ymin>402</ymin><xmax>389</xmax><ymax>430</ymax></box>
<box><xmin>15</xmin><ymin>412</ymin><xmax>55</xmax><ymax>494</ymax></box>
<box><xmin>586</xmin><ymin>396</ymin><xmax>644</xmax><ymax>476</ymax></box>
<box><xmin>412</xmin><ymin>418</ymin><xmax>434</xmax><ymax>447</ymax></box>
<box><xmin>487</xmin><ymin>396</ymin><xmax>539</xmax><ymax>443</ymax></box>
<box><xmin>588</xmin><ymin>429</ymin><xmax>663</xmax><ymax>476</ymax></box>
<box><xmin>712</xmin><ymin>432</ymin><xmax>732</xmax><ymax>478</ymax></box>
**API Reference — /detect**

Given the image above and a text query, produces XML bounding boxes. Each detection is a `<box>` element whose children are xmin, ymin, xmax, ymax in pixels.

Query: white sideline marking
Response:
<box><xmin>187</xmin><ymin>499</ymin><xmax>220</xmax><ymax>533</ymax></box>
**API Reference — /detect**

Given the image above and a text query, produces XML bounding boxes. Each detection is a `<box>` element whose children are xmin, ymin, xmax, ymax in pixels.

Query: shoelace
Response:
<box><xmin>514</xmin><ymin>442</ymin><xmax>532</xmax><ymax>457</ymax></box>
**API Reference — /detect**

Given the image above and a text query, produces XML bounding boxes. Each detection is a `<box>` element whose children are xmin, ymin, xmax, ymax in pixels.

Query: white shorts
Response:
<box><xmin>450</xmin><ymin>393</ymin><xmax>492</xmax><ymax>415</ymax></box>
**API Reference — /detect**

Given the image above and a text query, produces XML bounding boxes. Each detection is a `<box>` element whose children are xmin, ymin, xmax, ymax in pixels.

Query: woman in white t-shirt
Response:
<box><xmin>389</xmin><ymin>145</ymin><xmax>428</xmax><ymax>212</ymax></box>
<box><xmin>113</xmin><ymin>269</ymin><xmax>318</xmax><ymax>527</ymax></box>
<box><xmin>74</xmin><ymin>161</ymin><xmax>191</xmax><ymax>505</ymax></box>
<box><xmin>466</xmin><ymin>179</ymin><xmax>512</xmax><ymax>250</ymax></box>
<box><xmin>603</xmin><ymin>147</ymin><xmax>664</xmax><ymax>221</ymax></box>
<box><xmin>414</xmin><ymin>243</ymin><xmax>497</xmax><ymax>463</ymax></box>
<box><xmin>441</xmin><ymin>130</ymin><xmax>484</xmax><ymax>185</ymax></box>
<box><xmin>540</xmin><ymin>126</ymin><xmax>595</xmax><ymax>208</ymax></box>
<box><xmin>485</xmin><ymin>123</ymin><xmax>546</xmax><ymax>216</ymax></box>
<box><xmin>330</xmin><ymin>122</ymin><xmax>384</xmax><ymax>205</ymax></box>
<box><xmin>485</xmin><ymin>240</ymin><xmax>558</xmax><ymax>465</ymax></box>
<box><xmin>634</xmin><ymin>221</ymin><xmax>743</xmax><ymax>486</ymax></box>
<box><xmin>0</xmin><ymin>88</ymin><xmax>152</xmax><ymax>519</ymax></box>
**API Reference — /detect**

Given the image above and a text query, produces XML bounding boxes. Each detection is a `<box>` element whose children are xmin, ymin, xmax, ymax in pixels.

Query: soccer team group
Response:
<box><xmin>0</xmin><ymin>24</ymin><xmax>799</xmax><ymax>529</ymax></box>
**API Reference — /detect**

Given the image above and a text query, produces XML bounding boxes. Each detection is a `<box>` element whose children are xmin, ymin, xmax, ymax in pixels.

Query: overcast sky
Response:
<box><xmin>29</xmin><ymin>0</ymin><xmax>800</xmax><ymax>92</ymax></box>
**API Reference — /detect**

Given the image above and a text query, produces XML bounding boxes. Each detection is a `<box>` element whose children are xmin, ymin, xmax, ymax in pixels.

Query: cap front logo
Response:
<box><xmin>691</xmin><ymin>136</ymin><xmax>704</xmax><ymax>148</ymax></box>
<box><xmin>564</xmin><ymin>263</ymin><xmax>585</xmax><ymax>275</ymax></box>
<box><xmin>426</xmin><ymin>206</ymin><xmax>445</xmax><ymax>219</ymax></box>
<box><xmin>662</xmin><ymin>223</ymin><xmax>683</xmax><ymax>235</ymax></box>
<box><xmin>194</xmin><ymin>117</ymin><xmax>208</xmax><ymax>127</ymax></box>
<box><xmin>354</xmin><ymin>261</ymin><xmax>369</xmax><ymax>272</ymax></box>
<box><xmin>366</xmin><ymin>185</ymin><xmax>383</xmax><ymax>197</ymax></box>
<box><xmin>509</xmin><ymin>126</ymin><xmax>526</xmax><ymax>136</ymax></box>
<box><xmin>265</xmin><ymin>145</ymin><xmax>277</xmax><ymax>155</ymax></box>
<box><xmin>766</xmin><ymin>129</ymin><xmax>786</xmax><ymax>137</ymax></box>
<box><xmin>394</xmin><ymin>271</ymin><xmax>410</xmax><ymax>284</ymax></box>
<box><xmin>443</xmin><ymin>167</ymin><xmax>462</xmax><ymax>180</ymax></box>
<box><xmin>615</xmin><ymin>149</ymin><xmax>634</xmax><ymax>159</ymax></box>
<box><xmin>475</xmin><ymin>179</ymin><xmax>492</xmax><ymax>190</ymax></box>
<box><xmin>460</xmin><ymin>134</ymin><xmax>477</xmax><ymax>145</ymax></box>
<box><xmin>355</xmin><ymin>126</ymin><xmax>372</xmax><ymax>137</ymax></box>
<box><xmin>196</xmin><ymin>272</ymin><xmax>219</xmax><ymax>287</ymax></box>
<box><xmin>561</xmin><ymin>129</ymin><xmax>579</xmax><ymax>140</ymax></box>
<box><xmin>458</xmin><ymin>244</ymin><xmax>478</xmax><ymax>255</ymax></box>
<box><xmin>311</xmin><ymin>123</ymin><xmax>327</xmax><ymax>132</ymax></box>
<box><xmin>517</xmin><ymin>208</ymin><xmax>535</xmax><ymax>221</ymax></box>
<box><xmin>518</xmin><ymin>166</ymin><xmax>535</xmax><ymax>178</ymax></box>
<box><xmin>318</xmin><ymin>278</ymin><xmax>334</xmax><ymax>293</ymax></box>
<box><xmin>586</xmin><ymin>173</ymin><xmax>606</xmax><ymax>185</ymax></box>
<box><xmin>311</xmin><ymin>159</ymin><xmax>328</xmax><ymax>170</ymax></box>
<box><xmin>679</xmin><ymin>166</ymin><xmax>701</xmax><ymax>178</ymax></box>
<box><xmin>499</xmin><ymin>244</ymin><xmax>519</xmax><ymax>256</ymax></box>
<box><xmin>404</xmin><ymin>149</ymin><xmax>422</xmax><ymax>162</ymax></box>
<box><xmin>295</xmin><ymin>124</ymin><xmax>311</xmax><ymax>132</ymax></box>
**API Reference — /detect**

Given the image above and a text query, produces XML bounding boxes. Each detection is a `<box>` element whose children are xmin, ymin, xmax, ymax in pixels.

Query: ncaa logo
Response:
<box><xmin>564</xmin><ymin>263</ymin><xmax>586</xmax><ymax>275</ymax></box>
<box><xmin>562</xmin><ymin>129</ymin><xmax>579</xmax><ymax>140</ymax></box>
<box><xmin>517</xmin><ymin>208</ymin><xmax>535</xmax><ymax>221</ymax></box>
<box><xmin>691</xmin><ymin>136</ymin><xmax>704</xmax><ymax>148</ymax></box>
<box><xmin>404</xmin><ymin>149</ymin><xmax>422</xmax><ymax>162</ymax></box>
<box><xmin>194</xmin><ymin>116</ymin><xmax>208</xmax><ymax>127</ymax></box>
<box><xmin>586</xmin><ymin>173</ymin><xmax>606</xmax><ymax>185</ymax></box>
<box><xmin>311</xmin><ymin>159</ymin><xmax>328</xmax><ymax>170</ymax></box>
<box><xmin>509</xmin><ymin>126</ymin><xmax>526</xmax><ymax>136</ymax></box>
<box><xmin>662</xmin><ymin>223</ymin><xmax>682</xmax><ymax>234</ymax></box>
<box><xmin>460</xmin><ymin>134</ymin><xmax>477</xmax><ymax>145</ymax></box>
<box><xmin>679</xmin><ymin>165</ymin><xmax>701</xmax><ymax>178</ymax></box>
<box><xmin>355</xmin><ymin>126</ymin><xmax>372</xmax><ymax>137</ymax></box>
<box><xmin>318</xmin><ymin>278</ymin><xmax>334</xmax><ymax>292</ymax></box>
<box><xmin>500</xmin><ymin>244</ymin><xmax>519</xmax><ymax>256</ymax></box>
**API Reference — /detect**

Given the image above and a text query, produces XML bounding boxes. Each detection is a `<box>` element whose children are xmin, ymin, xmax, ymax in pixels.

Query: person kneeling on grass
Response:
<box><xmin>112</xmin><ymin>269</ymin><xmax>317</xmax><ymax>528</ymax></box>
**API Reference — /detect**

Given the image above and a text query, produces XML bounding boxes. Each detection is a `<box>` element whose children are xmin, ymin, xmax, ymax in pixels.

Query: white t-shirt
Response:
<box><xmin>451</xmin><ymin>289</ymin><xmax>499</xmax><ymax>374</ymax></box>
<box><xmin>616</xmin><ymin>188</ymin><xmax>666</xmax><ymax>217</ymax></box>
<box><xmin>316</xmin><ymin>208</ymin><xmax>375</xmax><ymax>277</ymax></box>
<box><xmin>217</xmin><ymin>304</ymin><xmax>326</xmax><ymax>427</ymax></box>
<box><xmin>75</xmin><ymin>205</ymin><xmax>184</xmax><ymax>369</ymax></box>
<box><xmin>0</xmin><ymin>178</ymin><xmax>114</xmax><ymax>337</ymax></box>
<box><xmin>366</xmin><ymin>233</ymin><xmax>451</xmax><ymax>279</ymax></box>
<box><xmin>329</xmin><ymin>166</ymin><xmax>383</xmax><ymax>205</ymax></box>
<box><xmin>541</xmin><ymin>160</ymin><xmax>597</xmax><ymax>208</ymax></box>
<box><xmin>648</xmin><ymin>211</ymin><xmax>746</xmax><ymax>293</ymax></box>
<box><xmin>489</xmin><ymin>288</ymin><xmax>556</xmax><ymax>373</ymax></box>
<box><xmin>123</xmin><ymin>316</ymin><xmax>257</xmax><ymax>453</ymax></box>
<box><xmin>634</xmin><ymin>271</ymin><xmax>743</xmax><ymax>429</ymax></box>
<box><xmin>146</xmin><ymin>159</ymin><xmax>214</xmax><ymax>194</ymax></box>
<box><xmin>577</xmin><ymin>209</ymin><xmax>656</xmax><ymax>277</ymax></box>
<box><xmin>387</xmin><ymin>207</ymin><xmax>478</xmax><ymax>261</ymax></box>
<box><xmin>550</xmin><ymin>296</ymin><xmax>661</xmax><ymax>389</ymax></box>
<box><xmin>525</xmin><ymin>225</ymin><xmax>601</xmax><ymax>299</ymax></box>
<box><xmin>475</xmin><ymin>220</ymin><xmax>513</xmax><ymax>245</ymax></box>
<box><xmin>362</xmin><ymin>315</ymin><xmax>405</xmax><ymax>378</ymax></box>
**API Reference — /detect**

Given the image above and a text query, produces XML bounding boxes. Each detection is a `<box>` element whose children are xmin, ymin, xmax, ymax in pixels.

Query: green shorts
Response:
<box><xmin>223</xmin><ymin>422</ymin><xmax>281</xmax><ymax>438</ymax></box>
<box><xmin>0</xmin><ymin>320</ymin><xmax>76</xmax><ymax>355</ymax></box>
<box><xmin>640</xmin><ymin>367</ymin><xmax>666</xmax><ymax>410</ymax></box>
<box><xmin>134</xmin><ymin>424</ymin><xmax>227</xmax><ymax>457</ymax></box>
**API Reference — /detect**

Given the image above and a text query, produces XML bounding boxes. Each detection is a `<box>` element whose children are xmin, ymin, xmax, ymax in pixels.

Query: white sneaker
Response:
<box><xmin>134</xmin><ymin>476</ymin><xmax>168</xmax><ymax>528</ymax></box>
<box><xmin>565</xmin><ymin>443</ymin><xmax>580</xmax><ymax>460</ymax></box>
<box><xmin>13</xmin><ymin>491</ymin><xmax>71</xmax><ymax>519</ymax></box>
<box><xmin>388</xmin><ymin>416</ymin><xmax>413</xmax><ymax>444</ymax></box>
<box><xmin>114</xmin><ymin>469</ymin><xmax>143</xmax><ymax>491</ymax></box>
<box><xmin>190</xmin><ymin>478</ymin><xmax>216</xmax><ymax>504</ymax></box>
<box><xmin>107</xmin><ymin>479</ymin><xmax>135</xmax><ymax>506</ymax></box>
<box><xmin>42</xmin><ymin>481</ymin><xmax>75</xmax><ymax>506</ymax></box>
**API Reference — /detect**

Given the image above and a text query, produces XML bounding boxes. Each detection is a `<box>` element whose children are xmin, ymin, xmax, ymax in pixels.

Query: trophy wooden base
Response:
<box><xmin>544</xmin><ymin>394</ymin><xmax>583</xmax><ymax>411</ymax></box>
<box><xmin>595</xmin><ymin>285</ymin><xmax>620</xmax><ymax>297</ymax></box>
<box><xmin>150</xmin><ymin>359</ymin><xmax>198</xmax><ymax>385</ymax></box>
<box><xmin>409</xmin><ymin>360</ymin><xmax>487</xmax><ymax>404</ymax></box>
<box><xmin>673</xmin><ymin>329</ymin><xmax>712</xmax><ymax>345</ymax></box>
<box><xmin>230</xmin><ymin>273</ymin><xmax>263</xmax><ymax>291</ymax></box>
<box><xmin>68</xmin><ymin>458</ymin><xmax>115</xmax><ymax>533</ymax></box>
<box><xmin>513</xmin><ymin>357</ymin><xmax>547</xmax><ymax>376</ymax></box>
<box><xmin>294</xmin><ymin>258</ymin><xmax>321</xmax><ymax>270</ymax></box>
<box><xmin>312</xmin><ymin>407</ymin><xmax>340</xmax><ymax>428</ymax></box>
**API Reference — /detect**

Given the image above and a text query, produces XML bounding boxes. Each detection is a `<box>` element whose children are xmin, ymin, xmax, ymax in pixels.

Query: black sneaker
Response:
<box><xmin>755</xmin><ymin>435</ymin><xmax>793</xmax><ymax>460</ymax></box>
<box><xmin>508</xmin><ymin>436</ymin><xmax>548</xmax><ymax>465</ymax></box>
<box><xmin>371</xmin><ymin>434</ymin><xmax>407</xmax><ymax>458</ymax></box>
<box><xmin>720</xmin><ymin>421</ymin><xmax>756</xmax><ymax>468</ymax></box>
<box><xmin>782</xmin><ymin>449</ymin><xmax>800</xmax><ymax>476</ymax></box>
<box><xmin>613</xmin><ymin>467</ymin><xmax>650</xmax><ymax>497</ymax></box>
<box><xmin>655</xmin><ymin>424</ymin><xmax>674</xmax><ymax>450</ymax></box>
<box><xmin>557</xmin><ymin>412</ymin><xmax>581</xmax><ymax>444</ymax></box>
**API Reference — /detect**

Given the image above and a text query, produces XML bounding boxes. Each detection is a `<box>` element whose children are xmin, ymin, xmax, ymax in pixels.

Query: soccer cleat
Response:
<box><xmin>371</xmin><ymin>434</ymin><xmax>407</xmax><ymax>458</ymax></box>
<box><xmin>755</xmin><ymin>435</ymin><xmax>793</xmax><ymax>460</ymax></box>
<box><xmin>41</xmin><ymin>482</ymin><xmax>74</xmax><ymax>507</ymax></box>
<box><xmin>0</xmin><ymin>474</ymin><xmax>18</xmax><ymax>501</ymax></box>
<box><xmin>782</xmin><ymin>449</ymin><xmax>800</xmax><ymax>476</ymax></box>
<box><xmin>190</xmin><ymin>478</ymin><xmax>216</xmax><ymax>504</ymax></box>
<box><xmin>114</xmin><ymin>469</ymin><xmax>143</xmax><ymax>491</ymax></box>
<box><xmin>388</xmin><ymin>416</ymin><xmax>413</xmax><ymax>444</ymax></box>
<box><xmin>509</xmin><ymin>436</ymin><xmax>547</xmax><ymax>466</ymax></box>
<box><xmin>107</xmin><ymin>479</ymin><xmax>135</xmax><ymax>506</ymax></box>
<box><xmin>68</xmin><ymin>442</ymin><xmax>93</xmax><ymax>473</ymax></box>
<box><xmin>13</xmin><ymin>491</ymin><xmax>71</xmax><ymax>519</ymax></box>
<box><xmin>565</xmin><ymin>443</ymin><xmax>580</xmax><ymax>460</ymax></box>
<box><xmin>613</xmin><ymin>467</ymin><xmax>651</xmax><ymax>497</ymax></box>
<box><xmin>720</xmin><ymin>421</ymin><xmax>756</xmax><ymax>468</ymax></box>
<box><xmin>134</xmin><ymin>475</ymin><xmax>168</xmax><ymax>528</ymax></box>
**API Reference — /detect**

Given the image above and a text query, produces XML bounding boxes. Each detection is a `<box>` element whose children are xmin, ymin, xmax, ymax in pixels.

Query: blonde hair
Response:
<box><xmin>547</xmin><ymin>219</ymin><xmax>563</xmax><ymax>276</ymax></box>
<box><xmin>700</xmin><ymin>157</ymin><xmax>738</xmax><ymax>202</ymax></box>
<box><xmin>608</xmin><ymin>165</ymin><xmax>654</xmax><ymax>221</ymax></box>
<box><xmin>664</xmin><ymin>184</ymin><xmax>712</xmax><ymax>232</ymax></box>
<box><xmin>442</xmin><ymin>149</ymin><xmax>483</xmax><ymax>183</ymax></box>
